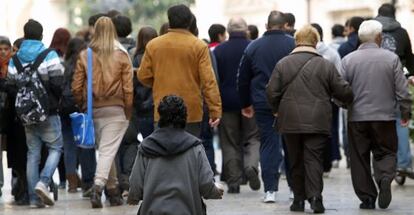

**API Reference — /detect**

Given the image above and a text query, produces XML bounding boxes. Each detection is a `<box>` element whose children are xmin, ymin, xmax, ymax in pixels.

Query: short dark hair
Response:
<box><xmin>112</xmin><ymin>15</ymin><xmax>132</xmax><ymax>38</ymax></box>
<box><xmin>284</xmin><ymin>13</ymin><xmax>296</xmax><ymax>27</ymax></box>
<box><xmin>88</xmin><ymin>13</ymin><xmax>106</xmax><ymax>27</ymax></box>
<box><xmin>378</xmin><ymin>3</ymin><xmax>396</xmax><ymax>18</ymax></box>
<box><xmin>13</xmin><ymin>38</ymin><xmax>24</xmax><ymax>49</ymax></box>
<box><xmin>348</xmin><ymin>16</ymin><xmax>364</xmax><ymax>32</ymax></box>
<box><xmin>208</xmin><ymin>24</ymin><xmax>226</xmax><ymax>43</ymax></box>
<box><xmin>107</xmin><ymin>9</ymin><xmax>121</xmax><ymax>18</ymax></box>
<box><xmin>0</xmin><ymin>36</ymin><xmax>11</xmax><ymax>47</ymax></box>
<box><xmin>189</xmin><ymin>14</ymin><xmax>199</xmax><ymax>37</ymax></box>
<box><xmin>167</xmin><ymin>4</ymin><xmax>193</xmax><ymax>29</ymax></box>
<box><xmin>158</xmin><ymin>95</ymin><xmax>187</xmax><ymax>129</ymax></box>
<box><xmin>267</xmin><ymin>10</ymin><xmax>285</xmax><ymax>29</ymax></box>
<box><xmin>24</xmin><ymin>19</ymin><xmax>43</xmax><ymax>40</ymax></box>
<box><xmin>331</xmin><ymin>24</ymin><xmax>345</xmax><ymax>37</ymax></box>
<box><xmin>311</xmin><ymin>23</ymin><xmax>323</xmax><ymax>41</ymax></box>
<box><xmin>248</xmin><ymin>25</ymin><xmax>259</xmax><ymax>40</ymax></box>
<box><xmin>159</xmin><ymin>23</ymin><xmax>170</xmax><ymax>35</ymax></box>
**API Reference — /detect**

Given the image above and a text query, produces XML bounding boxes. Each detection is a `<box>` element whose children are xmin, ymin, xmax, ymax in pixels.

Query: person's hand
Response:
<box><xmin>215</xmin><ymin>182</ymin><xmax>224</xmax><ymax>199</ymax></box>
<box><xmin>127</xmin><ymin>197</ymin><xmax>139</xmax><ymax>205</ymax></box>
<box><xmin>209</xmin><ymin>118</ymin><xmax>221</xmax><ymax>128</ymax></box>
<box><xmin>409</xmin><ymin>77</ymin><xmax>414</xmax><ymax>86</ymax></box>
<box><xmin>401</xmin><ymin>119</ymin><xmax>410</xmax><ymax>127</ymax></box>
<box><xmin>273</xmin><ymin>113</ymin><xmax>278</xmax><ymax>117</ymax></box>
<box><xmin>241</xmin><ymin>106</ymin><xmax>255</xmax><ymax>118</ymax></box>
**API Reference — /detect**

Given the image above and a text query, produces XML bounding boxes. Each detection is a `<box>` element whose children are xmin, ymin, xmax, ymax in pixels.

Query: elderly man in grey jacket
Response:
<box><xmin>342</xmin><ymin>20</ymin><xmax>412</xmax><ymax>210</ymax></box>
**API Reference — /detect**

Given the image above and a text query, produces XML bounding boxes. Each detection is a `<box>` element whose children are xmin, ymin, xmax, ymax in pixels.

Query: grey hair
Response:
<box><xmin>358</xmin><ymin>20</ymin><xmax>383</xmax><ymax>43</ymax></box>
<box><xmin>227</xmin><ymin>17</ymin><xmax>248</xmax><ymax>33</ymax></box>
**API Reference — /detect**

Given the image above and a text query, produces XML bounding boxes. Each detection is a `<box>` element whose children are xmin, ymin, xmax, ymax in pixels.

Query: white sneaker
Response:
<box><xmin>289</xmin><ymin>189</ymin><xmax>294</xmax><ymax>200</ymax></box>
<box><xmin>34</xmin><ymin>181</ymin><xmax>54</xmax><ymax>206</ymax></box>
<box><xmin>332</xmin><ymin>160</ymin><xmax>340</xmax><ymax>168</ymax></box>
<box><xmin>264</xmin><ymin>191</ymin><xmax>276</xmax><ymax>203</ymax></box>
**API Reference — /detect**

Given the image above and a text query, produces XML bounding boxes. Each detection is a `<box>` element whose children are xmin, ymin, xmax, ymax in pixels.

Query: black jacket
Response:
<box><xmin>375</xmin><ymin>16</ymin><xmax>414</xmax><ymax>76</ymax></box>
<box><xmin>266</xmin><ymin>47</ymin><xmax>353</xmax><ymax>134</ymax></box>
<box><xmin>133</xmin><ymin>52</ymin><xmax>153</xmax><ymax>116</ymax></box>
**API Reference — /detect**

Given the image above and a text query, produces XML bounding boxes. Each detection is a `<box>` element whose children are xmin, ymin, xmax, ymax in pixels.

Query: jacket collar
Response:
<box><xmin>263</xmin><ymin>29</ymin><xmax>285</xmax><ymax>36</ymax></box>
<box><xmin>291</xmin><ymin>46</ymin><xmax>319</xmax><ymax>55</ymax></box>
<box><xmin>358</xmin><ymin>42</ymin><xmax>379</xmax><ymax>50</ymax></box>
<box><xmin>168</xmin><ymin>28</ymin><xmax>193</xmax><ymax>35</ymax></box>
<box><xmin>229</xmin><ymin>32</ymin><xmax>247</xmax><ymax>39</ymax></box>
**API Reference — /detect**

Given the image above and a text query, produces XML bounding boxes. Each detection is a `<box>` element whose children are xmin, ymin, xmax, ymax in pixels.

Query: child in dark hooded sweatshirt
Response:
<box><xmin>128</xmin><ymin>95</ymin><xmax>223</xmax><ymax>215</ymax></box>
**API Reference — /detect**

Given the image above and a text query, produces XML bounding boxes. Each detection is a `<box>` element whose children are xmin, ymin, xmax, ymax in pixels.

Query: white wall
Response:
<box><xmin>0</xmin><ymin>0</ymin><xmax>68</xmax><ymax>45</ymax></box>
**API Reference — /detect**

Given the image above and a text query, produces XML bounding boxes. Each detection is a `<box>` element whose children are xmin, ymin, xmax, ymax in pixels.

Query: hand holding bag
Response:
<box><xmin>70</xmin><ymin>48</ymin><xmax>95</xmax><ymax>148</ymax></box>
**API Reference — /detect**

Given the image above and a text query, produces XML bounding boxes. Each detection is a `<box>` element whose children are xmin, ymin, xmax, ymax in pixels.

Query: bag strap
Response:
<box><xmin>87</xmin><ymin>48</ymin><xmax>93</xmax><ymax>119</ymax></box>
<box><xmin>280</xmin><ymin>55</ymin><xmax>316</xmax><ymax>97</ymax></box>
<box><xmin>12</xmin><ymin>48</ymin><xmax>54</xmax><ymax>73</ymax></box>
<box><xmin>32</xmin><ymin>48</ymin><xmax>54</xmax><ymax>70</ymax></box>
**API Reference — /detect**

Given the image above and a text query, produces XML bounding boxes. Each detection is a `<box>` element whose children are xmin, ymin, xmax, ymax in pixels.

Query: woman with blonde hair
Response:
<box><xmin>266</xmin><ymin>25</ymin><xmax>353</xmax><ymax>213</ymax></box>
<box><xmin>72</xmin><ymin>16</ymin><xmax>133</xmax><ymax>208</ymax></box>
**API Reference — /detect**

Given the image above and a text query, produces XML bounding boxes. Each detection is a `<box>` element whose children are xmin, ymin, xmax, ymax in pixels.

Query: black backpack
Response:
<box><xmin>13</xmin><ymin>48</ymin><xmax>53</xmax><ymax>125</ymax></box>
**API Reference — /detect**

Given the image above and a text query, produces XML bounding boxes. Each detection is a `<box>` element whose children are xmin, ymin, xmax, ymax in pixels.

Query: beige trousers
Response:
<box><xmin>93</xmin><ymin>106</ymin><xmax>129</xmax><ymax>189</ymax></box>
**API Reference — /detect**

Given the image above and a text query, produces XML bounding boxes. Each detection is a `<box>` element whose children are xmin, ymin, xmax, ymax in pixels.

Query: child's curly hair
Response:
<box><xmin>158</xmin><ymin>95</ymin><xmax>187</xmax><ymax>129</ymax></box>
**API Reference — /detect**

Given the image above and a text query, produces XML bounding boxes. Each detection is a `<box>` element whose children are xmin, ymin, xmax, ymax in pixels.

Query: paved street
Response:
<box><xmin>1</xmin><ymin>152</ymin><xmax>414</xmax><ymax>215</ymax></box>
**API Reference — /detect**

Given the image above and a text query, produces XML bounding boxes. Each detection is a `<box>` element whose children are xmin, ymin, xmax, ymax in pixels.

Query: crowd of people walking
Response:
<box><xmin>0</xmin><ymin>2</ymin><xmax>413</xmax><ymax>214</ymax></box>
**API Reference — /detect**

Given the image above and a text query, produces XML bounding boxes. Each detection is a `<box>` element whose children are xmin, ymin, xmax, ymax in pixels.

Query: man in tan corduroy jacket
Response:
<box><xmin>138</xmin><ymin>4</ymin><xmax>222</xmax><ymax>136</ymax></box>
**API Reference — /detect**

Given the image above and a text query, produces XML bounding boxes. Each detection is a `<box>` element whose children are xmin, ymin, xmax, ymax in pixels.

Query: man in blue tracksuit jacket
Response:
<box><xmin>238</xmin><ymin>10</ymin><xmax>295</xmax><ymax>202</ymax></box>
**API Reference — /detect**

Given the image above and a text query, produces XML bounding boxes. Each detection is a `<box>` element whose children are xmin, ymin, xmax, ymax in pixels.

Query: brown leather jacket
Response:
<box><xmin>72</xmin><ymin>48</ymin><xmax>133</xmax><ymax>119</ymax></box>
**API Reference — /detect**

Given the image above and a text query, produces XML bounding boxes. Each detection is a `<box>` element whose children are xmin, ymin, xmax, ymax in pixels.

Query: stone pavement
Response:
<box><xmin>1</xmin><ymin>152</ymin><xmax>414</xmax><ymax>215</ymax></box>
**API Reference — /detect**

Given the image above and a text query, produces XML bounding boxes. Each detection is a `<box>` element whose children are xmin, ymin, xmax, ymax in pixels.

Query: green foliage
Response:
<box><xmin>67</xmin><ymin>0</ymin><xmax>195</xmax><ymax>34</ymax></box>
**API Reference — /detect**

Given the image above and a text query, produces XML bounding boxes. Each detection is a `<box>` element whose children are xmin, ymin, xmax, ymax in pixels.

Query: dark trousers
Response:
<box><xmin>348</xmin><ymin>121</ymin><xmax>397</xmax><ymax>202</ymax></box>
<box><xmin>323</xmin><ymin>104</ymin><xmax>340</xmax><ymax>172</ymax></box>
<box><xmin>219</xmin><ymin>111</ymin><xmax>260</xmax><ymax>186</ymax></box>
<box><xmin>284</xmin><ymin>133</ymin><xmax>328</xmax><ymax>200</ymax></box>
<box><xmin>255</xmin><ymin>109</ymin><xmax>283</xmax><ymax>192</ymax></box>
<box><xmin>201</xmin><ymin>110</ymin><xmax>216</xmax><ymax>172</ymax></box>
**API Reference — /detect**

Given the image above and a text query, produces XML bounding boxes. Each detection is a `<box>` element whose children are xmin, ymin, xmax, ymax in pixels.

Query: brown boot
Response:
<box><xmin>90</xmin><ymin>185</ymin><xmax>103</xmax><ymax>208</ymax></box>
<box><xmin>66</xmin><ymin>174</ymin><xmax>79</xmax><ymax>193</ymax></box>
<box><xmin>107</xmin><ymin>187</ymin><xmax>123</xmax><ymax>206</ymax></box>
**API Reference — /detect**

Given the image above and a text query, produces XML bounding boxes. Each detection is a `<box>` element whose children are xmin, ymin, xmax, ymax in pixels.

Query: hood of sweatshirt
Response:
<box><xmin>17</xmin><ymin>40</ymin><xmax>46</xmax><ymax>63</ymax></box>
<box><xmin>139</xmin><ymin>127</ymin><xmax>201</xmax><ymax>157</ymax></box>
<box><xmin>375</xmin><ymin>16</ymin><xmax>401</xmax><ymax>32</ymax></box>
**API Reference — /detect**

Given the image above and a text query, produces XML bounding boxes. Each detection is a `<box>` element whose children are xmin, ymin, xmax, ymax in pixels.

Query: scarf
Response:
<box><xmin>0</xmin><ymin>53</ymin><xmax>12</xmax><ymax>79</ymax></box>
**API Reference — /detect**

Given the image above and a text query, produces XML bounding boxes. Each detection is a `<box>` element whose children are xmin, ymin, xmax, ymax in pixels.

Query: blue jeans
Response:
<box><xmin>201</xmin><ymin>110</ymin><xmax>216</xmax><ymax>171</ymax></box>
<box><xmin>25</xmin><ymin>115</ymin><xmax>63</xmax><ymax>203</ymax></box>
<box><xmin>255</xmin><ymin>109</ymin><xmax>283</xmax><ymax>192</ymax></box>
<box><xmin>396</xmin><ymin>117</ymin><xmax>412</xmax><ymax>169</ymax></box>
<box><xmin>61</xmin><ymin>117</ymin><xmax>96</xmax><ymax>188</ymax></box>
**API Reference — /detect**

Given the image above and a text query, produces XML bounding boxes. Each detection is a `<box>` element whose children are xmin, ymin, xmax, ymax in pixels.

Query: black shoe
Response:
<box><xmin>378</xmin><ymin>178</ymin><xmax>392</xmax><ymax>209</ymax></box>
<box><xmin>290</xmin><ymin>199</ymin><xmax>305</xmax><ymax>212</ymax></box>
<box><xmin>309</xmin><ymin>197</ymin><xmax>325</xmax><ymax>213</ymax></box>
<box><xmin>90</xmin><ymin>185</ymin><xmax>103</xmax><ymax>208</ymax></box>
<box><xmin>227</xmin><ymin>185</ymin><xmax>240</xmax><ymax>194</ymax></box>
<box><xmin>107</xmin><ymin>188</ymin><xmax>123</xmax><ymax>206</ymax></box>
<box><xmin>245</xmin><ymin>167</ymin><xmax>261</xmax><ymax>191</ymax></box>
<box><xmin>359</xmin><ymin>198</ymin><xmax>375</xmax><ymax>209</ymax></box>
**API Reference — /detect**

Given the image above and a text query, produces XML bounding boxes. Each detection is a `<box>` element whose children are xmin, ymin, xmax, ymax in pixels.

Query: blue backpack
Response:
<box><xmin>70</xmin><ymin>48</ymin><xmax>95</xmax><ymax>148</ymax></box>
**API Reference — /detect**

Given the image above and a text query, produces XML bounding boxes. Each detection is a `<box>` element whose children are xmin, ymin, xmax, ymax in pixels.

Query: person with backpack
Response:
<box><xmin>7</xmin><ymin>19</ymin><xmax>65</xmax><ymax>208</ymax></box>
<box><xmin>72</xmin><ymin>17</ymin><xmax>133</xmax><ymax>209</ymax></box>
<box><xmin>375</xmin><ymin>3</ymin><xmax>414</xmax><ymax>177</ymax></box>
